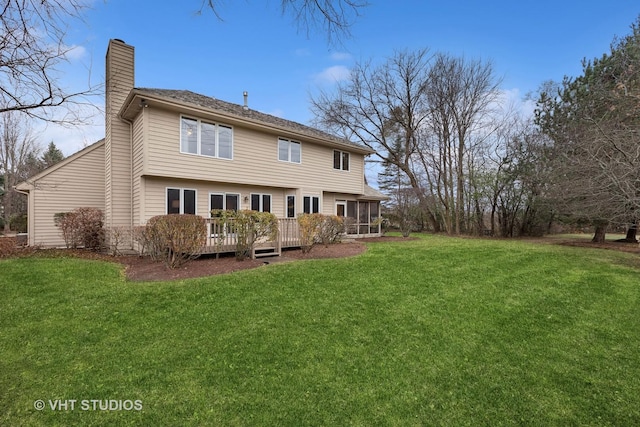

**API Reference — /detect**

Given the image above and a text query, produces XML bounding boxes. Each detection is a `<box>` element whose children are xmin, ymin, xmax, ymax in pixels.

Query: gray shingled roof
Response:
<box><xmin>134</xmin><ymin>88</ymin><xmax>372</xmax><ymax>153</ymax></box>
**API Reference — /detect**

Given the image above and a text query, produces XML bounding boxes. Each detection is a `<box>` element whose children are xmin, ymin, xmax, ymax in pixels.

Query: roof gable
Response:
<box><xmin>15</xmin><ymin>139</ymin><xmax>105</xmax><ymax>191</ymax></box>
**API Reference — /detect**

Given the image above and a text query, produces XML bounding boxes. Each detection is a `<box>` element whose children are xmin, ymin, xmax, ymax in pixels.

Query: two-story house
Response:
<box><xmin>16</xmin><ymin>39</ymin><xmax>385</xmax><ymax>252</ymax></box>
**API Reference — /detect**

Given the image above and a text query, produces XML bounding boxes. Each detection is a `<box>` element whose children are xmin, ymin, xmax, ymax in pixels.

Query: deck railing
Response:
<box><xmin>202</xmin><ymin>217</ymin><xmax>301</xmax><ymax>256</ymax></box>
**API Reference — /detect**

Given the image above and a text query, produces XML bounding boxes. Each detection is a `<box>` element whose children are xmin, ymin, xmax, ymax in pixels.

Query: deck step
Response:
<box><xmin>253</xmin><ymin>247</ymin><xmax>281</xmax><ymax>258</ymax></box>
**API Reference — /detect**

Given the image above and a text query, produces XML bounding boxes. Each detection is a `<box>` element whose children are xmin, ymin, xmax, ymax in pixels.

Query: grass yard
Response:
<box><xmin>1</xmin><ymin>235</ymin><xmax>640</xmax><ymax>426</ymax></box>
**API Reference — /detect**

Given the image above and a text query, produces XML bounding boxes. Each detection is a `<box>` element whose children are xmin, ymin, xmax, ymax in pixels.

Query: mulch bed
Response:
<box><xmin>117</xmin><ymin>242</ymin><xmax>367</xmax><ymax>282</ymax></box>
<box><xmin>115</xmin><ymin>236</ymin><xmax>413</xmax><ymax>282</ymax></box>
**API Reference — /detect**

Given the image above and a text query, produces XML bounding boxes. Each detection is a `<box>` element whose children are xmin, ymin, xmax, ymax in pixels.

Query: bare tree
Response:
<box><xmin>311</xmin><ymin>48</ymin><xmax>436</xmax><ymax>220</ymax></box>
<box><xmin>419</xmin><ymin>53</ymin><xmax>501</xmax><ymax>234</ymax></box>
<box><xmin>199</xmin><ymin>0</ymin><xmax>368</xmax><ymax>44</ymax></box>
<box><xmin>312</xmin><ymin>49</ymin><xmax>504</xmax><ymax>235</ymax></box>
<box><xmin>0</xmin><ymin>111</ymin><xmax>39</xmax><ymax>233</ymax></box>
<box><xmin>0</xmin><ymin>0</ymin><xmax>98</xmax><ymax>122</ymax></box>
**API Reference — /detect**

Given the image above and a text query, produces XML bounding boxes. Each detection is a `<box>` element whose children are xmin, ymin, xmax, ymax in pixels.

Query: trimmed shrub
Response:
<box><xmin>143</xmin><ymin>214</ymin><xmax>207</xmax><ymax>269</ymax></box>
<box><xmin>55</xmin><ymin>208</ymin><xmax>105</xmax><ymax>250</ymax></box>
<box><xmin>211</xmin><ymin>209</ymin><xmax>278</xmax><ymax>260</ymax></box>
<box><xmin>298</xmin><ymin>214</ymin><xmax>346</xmax><ymax>253</ymax></box>
<box><xmin>317</xmin><ymin>215</ymin><xmax>345</xmax><ymax>247</ymax></box>
<box><xmin>297</xmin><ymin>213</ymin><xmax>323</xmax><ymax>254</ymax></box>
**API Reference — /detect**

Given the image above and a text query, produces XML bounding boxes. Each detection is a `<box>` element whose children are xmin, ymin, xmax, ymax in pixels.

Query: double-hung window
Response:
<box><xmin>251</xmin><ymin>194</ymin><xmax>272</xmax><ymax>212</ymax></box>
<box><xmin>303</xmin><ymin>196</ymin><xmax>320</xmax><ymax>214</ymax></box>
<box><xmin>210</xmin><ymin>193</ymin><xmax>239</xmax><ymax>212</ymax></box>
<box><xmin>181</xmin><ymin>116</ymin><xmax>233</xmax><ymax>159</ymax></box>
<box><xmin>278</xmin><ymin>138</ymin><xmax>301</xmax><ymax>163</ymax></box>
<box><xmin>333</xmin><ymin>150</ymin><xmax>350</xmax><ymax>171</ymax></box>
<box><xmin>167</xmin><ymin>188</ymin><xmax>196</xmax><ymax>214</ymax></box>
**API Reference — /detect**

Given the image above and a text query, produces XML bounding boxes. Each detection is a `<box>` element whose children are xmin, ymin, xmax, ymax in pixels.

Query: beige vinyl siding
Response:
<box><xmin>141</xmin><ymin>177</ymin><xmax>292</xmax><ymax>223</ymax></box>
<box><xmin>323</xmin><ymin>193</ymin><xmax>340</xmax><ymax>215</ymax></box>
<box><xmin>132</xmin><ymin>111</ymin><xmax>146</xmax><ymax>225</ymax></box>
<box><xmin>105</xmin><ymin>39</ymin><xmax>134</xmax><ymax>230</ymax></box>
<box><xmin>143</xmin><ymin>110</ymin><xmax>366</xmax><ymax>196</ymax></box>
<box><xmin>29</xmin><ymin>144</ymin><xmax>105</xmax><ymax>247</ymax></box>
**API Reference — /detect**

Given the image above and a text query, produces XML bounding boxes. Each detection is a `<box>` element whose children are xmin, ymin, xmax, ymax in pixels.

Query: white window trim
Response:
<box><xmin>251</xmin><ymin>193</ymin><xmax>272</xmax><ymax>212</ymax></box>
<box><xmin>286</xmin><ymin>194</ymin><xmax>296</xmax><ymax>218</ymax></box>
<box><xmin>209</xmin><ymin>192</ymin><xmax>240</xmax><ymax>213</ymax></box>
<box><xmin>333</xmin><ymin>149</ymin><xmax>350</xmax><ymax>171</ymax></box>
<box><xmin>278</xmin><ymin>137</ymin><xmax>302</xmax><ymax>164</ymax></box>
<box><xmin>303</xmin><ymin>195</ymin><xmax>321</xmax><ymax>214</ymax></box>
<box><xmin>166</xmin><ymin>187</ymin><xmax>198</xmax><ymax>215</ymax></box>
<box><xmin>180</xmin><ymin>115</ymin><xmax>234</xmax><ymax>160</ymax></box>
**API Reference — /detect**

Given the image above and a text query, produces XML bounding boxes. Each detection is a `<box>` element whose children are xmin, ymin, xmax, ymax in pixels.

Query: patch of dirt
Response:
<box><xmin>550</xmin><ymin>239</ymin><xmax>640</xmax><ymax>254</ymax></box>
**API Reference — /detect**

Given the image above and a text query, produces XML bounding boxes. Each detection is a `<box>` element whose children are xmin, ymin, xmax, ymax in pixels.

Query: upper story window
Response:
<box><xmin>278</xmin><ymin>138</ymin><xmax>301</xmax><ymax>163</ymax></box>
<box><xmin>333</xmin><ymin>150</ymin><xmax>350</xmax><ymax>171</ymax></box>
<box><xmin>181</xmin><ymin>116</ymin><xmax>233</xmax><ymax>159</ymax></box>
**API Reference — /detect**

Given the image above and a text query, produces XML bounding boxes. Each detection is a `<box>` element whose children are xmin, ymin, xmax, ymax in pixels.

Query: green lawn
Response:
<box><xmin>1</xmin><ymin>235</ymin><xmax>639</xmax><ymax>426</ymax></box>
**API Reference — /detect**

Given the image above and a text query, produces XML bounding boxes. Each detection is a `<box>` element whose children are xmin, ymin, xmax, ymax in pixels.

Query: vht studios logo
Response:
<box><xmin>34</xmin><ymin>399</ymin><xmax>143</xmax><ymax>411</ymax></box>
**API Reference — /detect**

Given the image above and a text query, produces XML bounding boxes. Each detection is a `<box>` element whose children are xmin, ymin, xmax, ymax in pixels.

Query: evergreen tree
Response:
<box><xmin>41</xmin><ymin>141</ymin><xmax>65</xmax><ymax>169</ymax></box>
<box><xmin>535</xmin><ymin>16</ymin><xmax>640</xmax><ymax>242</ymax></box>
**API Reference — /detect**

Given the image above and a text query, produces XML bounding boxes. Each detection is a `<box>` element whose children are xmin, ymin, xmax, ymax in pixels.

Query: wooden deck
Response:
<box><xmin>202</xmin><ymin>217</ymin><xmax>301</xmax><ymax>258</ymax></box>
<box><xmin>200</xmin><ymin>216</ymin><xmax>381</xmax><ymax>259</ymax></box>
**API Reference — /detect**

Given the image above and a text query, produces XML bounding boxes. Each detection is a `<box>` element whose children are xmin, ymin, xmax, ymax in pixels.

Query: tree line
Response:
<box><xmin>313</xmin><ymin>16</ymin><xmax>640</xmax><ymax>241</ymax></box>
<box><xmin>0</xmin><ymin>112</ymin><xmax>65</xmax><ymax>234</ymax></box>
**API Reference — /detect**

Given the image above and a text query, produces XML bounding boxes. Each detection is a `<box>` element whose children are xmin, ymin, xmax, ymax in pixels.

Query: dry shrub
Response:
<box><xmin>55</xmin><ymin>208</ymin><xmax>105</xmax><ymax>250</ymax></box>
<box><xmin>212</xmin><ymin>209</ymin><xmax>278</xmax><ymax>260</ymax></box>
<box><xmin>131</xmin><ymin>226</ymin><xmax>150</xmax><ymax>256</ymax></box>
<box><xmin>144</xmin><ymin>214</ymin><xmax>206</xmax><ymax>269</ymax></box>
<box><xmin>297</xmin><ymin>213</ymin><xmax>323</xmax><ymax>254</ymax></box>
<box><xmin>0</xmin><ymin>236</ymin><xmax>17</xmax><ymax>258</ymax></box>
<box><xmin>108</xmin><ymin>226</ymin><xmax>132</xmax><ymax>256</ymax></box>
<box><xmin>317</xmin><ymin>215</ymin><xmax>345</xmax><ymax>247</ymax></box>
<box><xmin>298</xmin><ymin>214</ymin><xmax>346</xmax><ymax>253</ymax></box>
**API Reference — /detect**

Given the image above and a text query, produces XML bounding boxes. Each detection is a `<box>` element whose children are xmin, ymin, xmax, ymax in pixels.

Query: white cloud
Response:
<box><xmin>35</xmin><ymin>118</ymin><xmax>103</xmax><ymax>157</ymax></box>
<box><xmin>294</xmin><ymin>48</ymin><xmax>311</xmax><ymax>57</ymax></box>
<box><xmin>63</xmin><ymin>44</ymin><xmax>87</xmax><ymax>61</ymax></box>
<box><xmin>497</xmin><ymin>88</ymin><xmax>536</xmax><ymax>118</ymax></box>
<box><xmin>330</xmin><ymin>52</ymin><xmax>352</xmax><ymax>61</ymax></box>
<box><xmin>314</xmin><ymin>65</ymin><xmax>351</xmax><ymax>85</ymax></box>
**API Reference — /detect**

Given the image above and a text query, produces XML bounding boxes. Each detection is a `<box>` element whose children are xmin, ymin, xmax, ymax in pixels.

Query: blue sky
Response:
<box><xmin>45</xmin><ymin>0</ymin><xmax>640</xmax><ymax>156</ymax></box>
